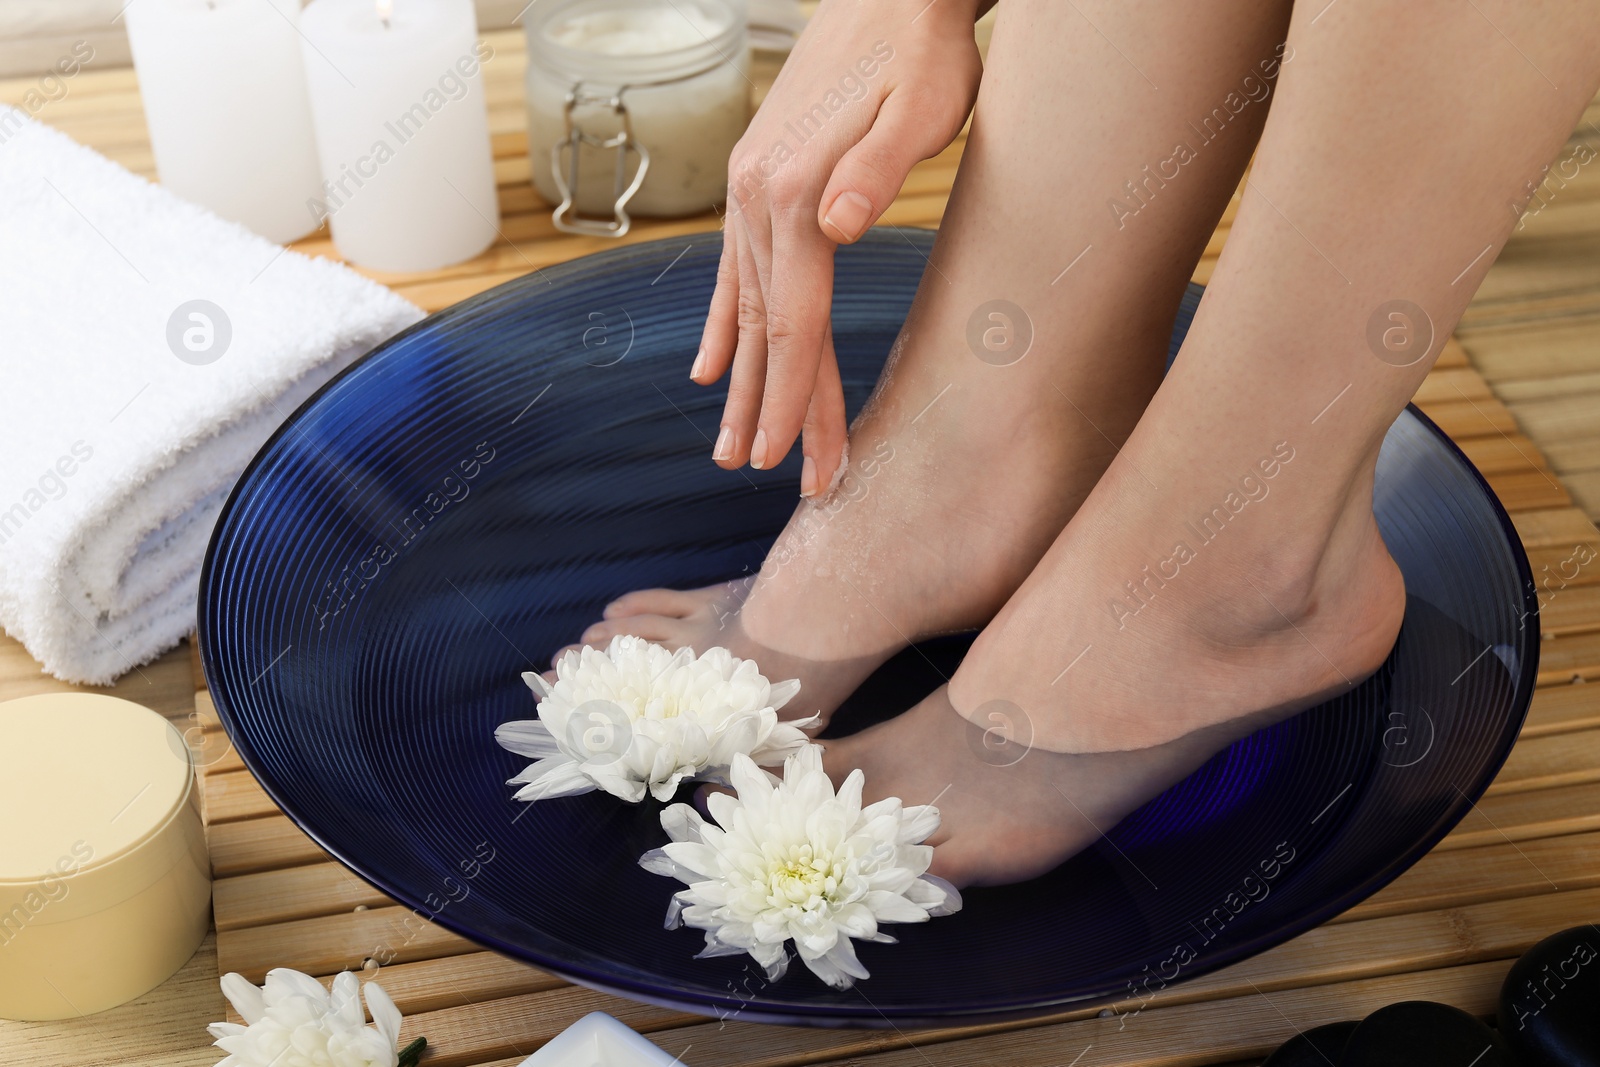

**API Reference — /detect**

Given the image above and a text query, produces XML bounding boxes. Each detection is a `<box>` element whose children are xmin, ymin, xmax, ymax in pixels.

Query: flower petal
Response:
<box><xmin>798</xmin><ymin>936</ymin><xmax>869</xmax><ymax>990</ymax></box>
<box><xmin>896</xmin><ymin>803</ymin><xmax>941</xmax><ymax>845</ymax></box>
<box><xmin>329</xmin><ymin>970</ymin><xmax>362</xmax><ymax>1027</ymax></box>
<box><xmin>728</xmin><ymin>752</ymin><xmax>771</xmax><ymax>802</ymax></box>
<box><xmin>521</xmin><ymin>670</ymin><xmax>553</xmax><ymax>701</ymax></box>
<box><xmin>265</xmin><ymin>966</ymin><xmax>327</xmax><ymax>1005</ymax></box>
<box><xmin>494</xmin><ymin>719</ymin><xmax>561</xmax><ymax>759</ymax></box>
<box><xmin>219</xmin><ymin>971</ymin><xmax>266</xmax><ymax>1024</ymax></box>
<box><xmin>705</xmin><ymin>787</ymin><xmax>743</xmax><ymax>832</ymax></box>
<box><xmin>659</xmin><ymin>802</ymin><xmax>709</xmax><ymax>844</ymax></box>
<box><xmin>767</xmin><ymin>677</ymin><xmax>802</xmax><ymax>711</ymax></box>
<box><xmin>695</xmin><ymin>934</ymin><xmax>750</xmax><ymax>960</ymax></box>
<box><xmin>865</xmin><ymin>890</ymin><xmax>933</xmax><ymax>924</ymax></box>
<box><xmin>706</xmin><ymin>711</ymin><xmax>762</xmax><ymax>766</ymax></box>
<box><xmin>661</xmin><ymin>841</ymin><xmax>722</xmax><ymax>880</ymax></box>
<box><xmin>364</xmin><ymin>979</ymin><xmax>403</xmax><ymax>1051</ymax></box>
<box><xmin>914</xmin><ymin>874</ymin><xmax>964</xmax><ymax>917</ymax></box>
<box><xmin>511</xmin><ymin>762</ymin><xmax>596</xmax><ymax>801</ymax></box>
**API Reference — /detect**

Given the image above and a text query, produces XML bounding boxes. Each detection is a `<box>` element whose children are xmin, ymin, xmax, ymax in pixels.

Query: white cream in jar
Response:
<box><xmin>524</xmin><ymin>0</ymin><xmax>750</xmax><ymax>232</ymax></box>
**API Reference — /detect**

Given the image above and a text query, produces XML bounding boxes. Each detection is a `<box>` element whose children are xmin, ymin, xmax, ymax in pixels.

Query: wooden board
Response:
<box><xmin>2</xmin><ymin>28</ymin><xmax>1599</xmax><ymax>1067</ymax></box>
<box><xmin>1456</xmin><ymin>109</ymin><xmax>1600</xmax><ymax>523</ymax></box>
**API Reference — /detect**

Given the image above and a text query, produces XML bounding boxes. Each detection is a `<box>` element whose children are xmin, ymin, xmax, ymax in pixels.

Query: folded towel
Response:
<box><xmin>0</xmin><ymin>106</ymin><xmax>424</xmax><ymax>685</ymax></box>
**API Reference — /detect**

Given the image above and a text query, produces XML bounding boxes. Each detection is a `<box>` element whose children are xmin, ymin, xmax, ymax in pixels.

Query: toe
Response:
<box><xmin>602</xmin><ymin>588</ymin><xmax>705</xmax><ymax>619</ymax></box>
<box><xmin>581</xmin><ymin>614</ymin><xmax>692</xmax><ymax>649</ymax></box>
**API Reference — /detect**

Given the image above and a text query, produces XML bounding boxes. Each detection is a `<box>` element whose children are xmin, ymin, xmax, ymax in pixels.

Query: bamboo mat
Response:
<box><xmin>3</xmin><ymin>27</ymin><xmax>1600</xmax><ymax>1067</ymax></box>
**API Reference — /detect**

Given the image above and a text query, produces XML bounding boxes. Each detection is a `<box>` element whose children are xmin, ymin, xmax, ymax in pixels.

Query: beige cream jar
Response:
<box><xmin>0</xmin><ymin>693</ymin><xmax>211</xmax><ymax>1020</ymax></box>
<box><xmin>524</xmin><ymin>0</ymin><xmax>750</xmax><ymax>235</ymax></box>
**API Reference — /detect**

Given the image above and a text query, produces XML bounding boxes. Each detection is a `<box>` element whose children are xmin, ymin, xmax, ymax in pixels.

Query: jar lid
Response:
<box><xmin>527</xmin><ymin>0</ymin><xmax>748</xmax><ymax>84</ymax></box>
<box><xmin>0</xmin><ymin>693</ymin><xmax>193</xmax><ymax>884</ymax></box>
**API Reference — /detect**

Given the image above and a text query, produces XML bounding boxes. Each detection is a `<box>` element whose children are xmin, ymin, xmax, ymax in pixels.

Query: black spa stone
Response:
<box><xmin>1261</xmin><ymin>1020</ymin><xmax>1359</xmax><ymax>1066</ymax></box>
<box><xmin>1338</xmin><ymin>1001</ymin><xmax>1509</xmax><ymax>1067</ymax></box>
<box><xmin>1499</xmin><ymin>925</ymin><xmax>1600</xmax><ymax>1067</ymax></box>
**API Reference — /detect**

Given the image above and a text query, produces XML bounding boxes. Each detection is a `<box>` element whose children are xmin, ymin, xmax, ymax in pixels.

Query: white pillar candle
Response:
<box><xmin>299</xmin><ymin>0</ymin><xmax>500</xmax><ymax>272</ymax></box>
<box><xmin>123</xmin><ymin>0</ymin><xmax>324</xmax><ymax>244</ymax></box>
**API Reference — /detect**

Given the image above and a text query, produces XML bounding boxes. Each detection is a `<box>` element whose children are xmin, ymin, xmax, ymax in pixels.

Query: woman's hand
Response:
<box><xmin>693</xmin><ymin>0</ymin><xmax>984</xmax><ymax>495</ymax></box>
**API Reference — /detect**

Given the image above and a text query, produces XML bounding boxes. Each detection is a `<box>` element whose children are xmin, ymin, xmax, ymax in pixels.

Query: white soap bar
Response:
<box><xmin>517</xmin><ymin>1011</ymin><xmax>692</xmax><ymax>1066</ymax></box>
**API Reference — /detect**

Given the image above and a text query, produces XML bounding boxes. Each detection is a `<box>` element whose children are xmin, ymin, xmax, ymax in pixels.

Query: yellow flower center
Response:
<box><xmin>765</xmin><ymin>844</ymin><xmax>840</xmax><ymax>906</ymax></box>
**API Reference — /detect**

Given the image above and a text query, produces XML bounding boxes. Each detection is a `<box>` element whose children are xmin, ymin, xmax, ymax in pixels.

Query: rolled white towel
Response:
<box><xmin>0</xmin><ymin>106</ymin><xmax>425</xmax><ymax>685</ymax></box>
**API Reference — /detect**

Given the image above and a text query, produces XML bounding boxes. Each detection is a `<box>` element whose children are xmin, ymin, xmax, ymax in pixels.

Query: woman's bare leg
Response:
<box><xmin>826</xmin><ymin>0</ymin><xmax>1600</xmax><ymax>885</ymax></box>
<box><xmin>577</xmin><ymin>0</ymin><xmax>1293</xmax><ymax>728</ymax></box>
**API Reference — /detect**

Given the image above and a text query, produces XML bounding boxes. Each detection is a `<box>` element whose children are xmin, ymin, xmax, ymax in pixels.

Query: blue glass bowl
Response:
<box><xmin>199</xmin><ymin>229</ymin><xmax>1538</xmax><ymax>1027</ymax></box>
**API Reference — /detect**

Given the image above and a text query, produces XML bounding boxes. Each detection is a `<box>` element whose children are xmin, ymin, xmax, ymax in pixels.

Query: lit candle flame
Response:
<box><xmin>375</xmin><ymin>0</ymin><xmax>393</xmax><ymax>24</ymax></box>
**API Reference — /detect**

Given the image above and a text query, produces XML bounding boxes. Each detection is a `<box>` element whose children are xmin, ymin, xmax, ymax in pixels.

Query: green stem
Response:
<box><xmin>397</xmin><ymin>1036</ymin><xmax>428</xmax><ymax>1067</ymax></box>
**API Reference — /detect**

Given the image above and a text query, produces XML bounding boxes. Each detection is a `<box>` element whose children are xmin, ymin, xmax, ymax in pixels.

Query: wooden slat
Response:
<box><xmin>1492</xmin><ymin>371</ymin><xmax>1600</xmax><ymax>404</ymax></box>
<box><xmin>1512</xmin><ymin>506</ymin><xmax>1600</xmax><ymax>547</ymax></box>
<box><xmin>1453</xmin><ymin>432</ymin><xmax>1560</xmax><ymax>475</ymax></box>
<box><xmin>213</xmin><ymin>862</ymin><xmax>389</xmax><ymax>931</ymax></box>
<box><xmin>1538</xmin><ymin>584</ymin><xmax>1600</xmax><ymax>635</ymax></box>
<box><xmin>1563</xmin><ymin>470</ymin><xmax>1600</xmax><ymax>520</ymax></box>
<box><xmin>1490</xmin><ymin>727</ymin><xmax>1600</xmax><ymax>793</ymax></box>
<box><xmin>346</xmin><ymin>952</ymin><xmax>566</xmax><ymax>1016</ymax></box>
<box><xmin>216</xmin><ymin>905</ymin><xmax>478</xmax><ymax>982</ymax></box>
<box><xmin>1411</xmin><ymin>366</ymin><xmax>1494</xmax><ymax>404</ymax></box>
<box><xmin>204</xmin><ymin>768</ymin><xmax>280</xmax><ymax>823</ymax></box>
<box><xmin>1480</xmin><ymin>467</ymin><xmax>1572</xmax><ymax>510</ymax></box>
<box><xmin>1521</xmin><ymin>681</ymin><xmax>1600</xmax><ymax>737</ymax></box>
<box><xmin>1336</xmin><ymin>829</ymin><xmax>1600</xmax><ymax>921</ymax></box>
<box><xmin>208</xmin><ymin>813</ymin><xmax>332</xmax><ymax>876</ymax></box>
<box><xmin>1442</xmin><ymin>778</ymin><xmax>1600</xmax><ymax>848</ymax></box>
<box><xmin>1458</xmin><ymin>319</ymin><xmax>1600</xmax><ymax>382</ymax></box>
<box><xmin>1111</xmin><ymin>886</ymin><xmax>1600</xmax><ymax>1019</ymax></box>
<box><xmin>1411</xmin><ymin>395</ymin><xmax>1520</xmax><ymax>438</ymax></box>
<box><xmin>1436</xmin><ymin>336</ymin><xmax>1471</xmax><ymax>369</ymax></box>
<box><xmin>1504</xmin><ymin>393</ymin><xmax>1600</xmax><ymax>442</ymax></box>
<box><xmin>1525</xmin><ymin>543</ymin><xmax>1600</xmax><ymax>591</ymax></box>
<box><xmin>1536</xmin><ymin>629</ymin><xmax>1600</xmax><ymax>684</ymax></box>
<box><xmin>1541</xmin><ymin>434</ymin><xmax>1600</xmax><ymax>473</ymax></box>
<box><xmin>200</xmin><ymin>733</ymin><xmax>248</xmax><ymax>777</ymax></box>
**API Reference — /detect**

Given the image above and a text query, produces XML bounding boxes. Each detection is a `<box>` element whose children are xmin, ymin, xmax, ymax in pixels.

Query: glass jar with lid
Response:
<box><xmin>523</xmin><ymin>0</ymin><xmax>750</xmax><ymax>236</ymax></box>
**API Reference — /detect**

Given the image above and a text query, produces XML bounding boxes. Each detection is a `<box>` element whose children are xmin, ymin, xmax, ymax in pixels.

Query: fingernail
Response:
<box><xmin>822</xmin><ymin>191</ymin><xmax>874</xmax><ymax>243</ymax></box>
<box><xmin>800</xmin><ymin>455</ymin><xmax>819</xmax><ymax>496</ymax></box>
<box><xmin>713</xmin><ymin>425</ymin><xmax>735</xmax><ymax>462</ymax></box>
<box><xmin>690</xmin><ymin>347</ymin><xmax>706</xmax><ymax>380</ymax></box>
<box><xmin>750</xmin><ymin>429</ymin><xmax>770</xmax><ymax>470</ymax></box>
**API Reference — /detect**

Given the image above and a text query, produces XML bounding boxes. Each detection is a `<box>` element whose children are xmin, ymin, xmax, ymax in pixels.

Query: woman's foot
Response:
<box><xmin>823</xmin><ymin>459</ymin><xmax>1404</xmax><ymax>887</ymax></box>
<box><xmin>570</xmin><ymin>329</ymin><xmax>1156</xmax><ymax>728</ymax></box>
<box><xmin>947</xmin><ymin>438</ymin><xmax>1407</xmax><ymax>755</ymax></box>
<box><xmin>818</xmin><ymin>325</ymin><xmax>1407</xmax><ymax>886</ymax></box>
<box><xmin>820</xmin><ymin>687</ymin><xmax>1240</xmax><ymax>887</ymax></box>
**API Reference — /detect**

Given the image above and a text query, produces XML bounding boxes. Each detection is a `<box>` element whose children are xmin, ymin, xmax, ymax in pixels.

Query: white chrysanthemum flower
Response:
<box><xmin>207</xmin><ymin>968</ymin><xmax>420</xmax><ymax>1067</ymax></box>
<box><xmin>496</xmin><ymin>635</ymin><xmax>815</xmax><ymax>804</ymax></box>
<box><xmin>639</xmin><ymin>745</ymin><xmax>962</xmax><ymax>990</ymax></box>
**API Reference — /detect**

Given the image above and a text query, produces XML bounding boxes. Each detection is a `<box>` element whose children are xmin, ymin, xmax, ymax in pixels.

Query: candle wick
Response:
<box><xmin>381</xmin><ymin>16</ymin><xmax>390</xmax><ymax>27</ymax></box>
